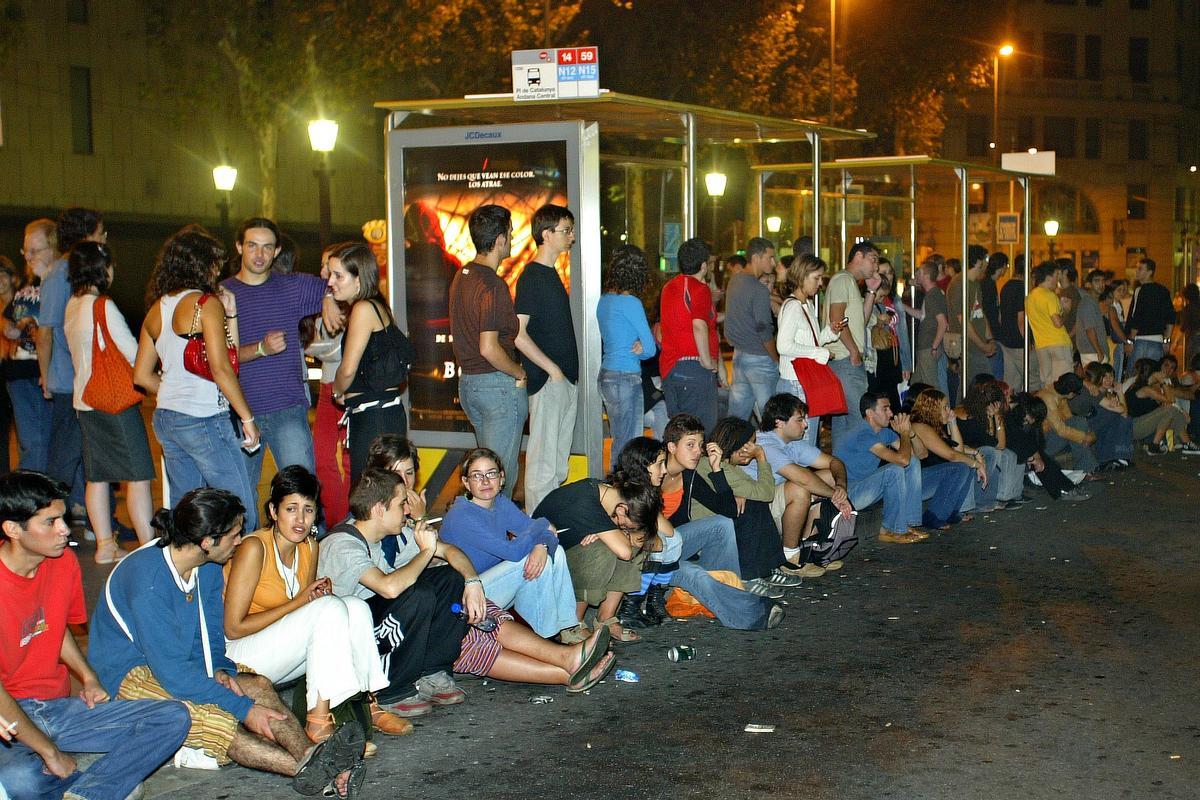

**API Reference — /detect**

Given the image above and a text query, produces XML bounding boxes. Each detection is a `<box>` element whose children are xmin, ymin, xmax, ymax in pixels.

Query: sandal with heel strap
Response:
<box><xmin>595</xmin><ymin>616</ymin><xmax>642</xmax><ymax>644</ymax></box>
<box><xmin>305</xmin><ymin>712</ymin><xmax>336</xmax><ymax>744</ymax></box>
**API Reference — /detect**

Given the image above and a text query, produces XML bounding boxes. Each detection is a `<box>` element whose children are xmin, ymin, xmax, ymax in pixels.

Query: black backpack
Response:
<box><xmin>798</xmin><ymin>499</ymin><xmax>858</xmax><ymax>566</ymax></box>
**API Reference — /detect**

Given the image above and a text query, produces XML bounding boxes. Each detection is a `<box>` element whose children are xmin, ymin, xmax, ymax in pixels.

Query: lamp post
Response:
<box><xmin>308</xmin><ymin>119</ymin><xmax>339</xmax><ymax>249</ymax></box>
<box><xmin>766</xmin><ymin>216</ymin><xmax>782</xmax><ymax>235</ymax></box>
<box><xmin>992</xmin><ymin>43</ymin><xmax>1014</xmax><ymax>161</ymax></box>
<box><xmin>829</xmin><ymin>0</ymin><xmax>838</xmax><ymax>124</ymax></box>
<box><xmin>212</xmin><ymin>165</ymin><xmax>237</xmax><ymax>244</ymax></box>
<box><xmin>705</xmin><ymin>171</ymin><xmax>727</xmax><ymax>251</ymax></box>
<box><xmin>1044</xmin><ymin>219</ymin><xmax>1059</xmax><ymax>260</ymax></box>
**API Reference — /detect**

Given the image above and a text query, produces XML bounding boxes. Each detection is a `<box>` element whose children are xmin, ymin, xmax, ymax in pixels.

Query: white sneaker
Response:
<box><xmin>173</xmin><ymin>746</ymin><xmax>220</xmax><ymax>770</ymax></box>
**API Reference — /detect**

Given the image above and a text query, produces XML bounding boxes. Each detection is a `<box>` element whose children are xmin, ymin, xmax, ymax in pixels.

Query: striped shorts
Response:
<box><xmin>117</xmin><ymin>665</ymin><xmax>239</xmax><ymax>764</ymax></box>
<box><xmin>452</xmin><ymin>601</ymin><xmax>513</xmax><ymax>677</ymax></box>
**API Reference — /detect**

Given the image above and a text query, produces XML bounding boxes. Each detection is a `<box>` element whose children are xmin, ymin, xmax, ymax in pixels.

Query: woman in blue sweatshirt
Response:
<box><xmin>597</xmin><ymin>244</ymin><xmax>657</xmax><ymax>465</ymax></box>
<box><xmin>439</xmin><ymin>448</ymin><xmax>582</xmax><ymax>641</ymax></box>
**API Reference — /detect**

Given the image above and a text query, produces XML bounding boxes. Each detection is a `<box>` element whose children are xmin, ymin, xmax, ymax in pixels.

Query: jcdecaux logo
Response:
<box><xmin>465</xmin><ymin>131</ymin><xmax>502</xmax><ymax>140</ymax></box>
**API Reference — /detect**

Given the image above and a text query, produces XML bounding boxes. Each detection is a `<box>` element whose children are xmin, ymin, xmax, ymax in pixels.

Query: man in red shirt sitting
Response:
<box><xmin>0</xmin><ymin>471</ymin><xmax>190</xmax><ymax>800</ymax></box>
<box><xmin>660</xmin><ymin>238</ymin><xmax>723</xmax><ymax>433</ymax></box>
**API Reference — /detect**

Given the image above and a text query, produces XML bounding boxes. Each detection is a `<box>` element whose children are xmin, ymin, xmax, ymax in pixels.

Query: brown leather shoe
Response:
<box><xmin>906</xmin><ymin>527</ymin><xmax>930</xmax><ymax>541</ymax></box>
<box><xmin>878</xmin><ymin>528</ymin><xmax>922</xmax><ymax>544</ymax></box>
<box><xmin>369</xmin><ymin>699</ymin><xmax>414</xmax><ymax>736</ymax></box>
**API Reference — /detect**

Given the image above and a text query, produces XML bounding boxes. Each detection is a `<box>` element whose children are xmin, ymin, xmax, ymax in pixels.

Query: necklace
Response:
<box><xmin>271</xmin><ymin>531</ymin><xmax>299</xmax><ymax>600</ymax></box>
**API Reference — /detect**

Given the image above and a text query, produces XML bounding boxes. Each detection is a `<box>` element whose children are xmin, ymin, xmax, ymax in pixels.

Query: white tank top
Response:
<box><xmin>155</xmin><ymin>291</ymin><xmax>228</xmax><ymax>416</ymax></box>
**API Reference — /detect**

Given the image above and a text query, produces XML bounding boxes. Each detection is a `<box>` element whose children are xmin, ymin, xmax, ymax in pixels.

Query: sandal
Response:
<box><xmin>595</xmin><ymin>616</ymin><xmax>641</xmax><ymax>644</ymax></box>
<box><xmin>367</xmin><ymin>696</ymin><xmax>413</xmax><ymax>737</ymax></box>
<box><xmin>566</xmin><ymin>650</ymin><xmax>617</xmax><ymax>693</ymax></box>
<box><xmin>567</xmin><ymin>625</ymin><xmax>612</xmax><ymax>685</ymax></box>
<box><xmin>94</xmin><ymin>540</ymin><xmax>125</xmax><ymax>565</ymax></box>
<box><xmin>293</xmin><ymin>722</ymin><xmax>365</xmax><ymax>796</ymax></box>
<box><xmin>558</xmin><ymin>622</ymin><xmax>592</xmax><ymax>645</ymax></box>
<box><xmin>322</xmin><ymin>759</ymin><xmax>366</xmax><ymax>800</ymax></box>
<box><xmin>305</xmin><ymin>712</ymin><xmax>336</xmax><ymax>744</ymax></box>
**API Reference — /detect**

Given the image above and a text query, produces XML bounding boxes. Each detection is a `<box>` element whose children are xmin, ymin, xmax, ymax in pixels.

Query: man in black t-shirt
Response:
<box><xmin>514</xmin><ymin>204</ymin><xmax>580</xmax><ymax>512</ymax></box>
<box><xmin>998</xmin><ymin>256</ymin><xmax>1027</xmax><ymax>390</ymax></box>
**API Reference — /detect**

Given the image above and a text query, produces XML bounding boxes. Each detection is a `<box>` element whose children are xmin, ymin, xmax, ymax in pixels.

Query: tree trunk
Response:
<box><xmin>256</xmin><ymin>121</ymin><xmax>278</xmax><ymax>219</ymax></box>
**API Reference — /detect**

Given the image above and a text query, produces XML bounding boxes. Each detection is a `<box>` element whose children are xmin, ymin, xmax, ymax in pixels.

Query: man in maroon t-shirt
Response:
<box><xmin>0</xmin><ymin>471</ymin><xmax>189</xmax><ymax>799</ymax></box>
<box><xmin>449</xmin><ymin>205</ymin><xmax>529</xmax><ymax>498</ymax></box>
<box><xmin>660</xmin><ymin>237</ymin><xmax>722</xmax><ymax>433</ymax></box>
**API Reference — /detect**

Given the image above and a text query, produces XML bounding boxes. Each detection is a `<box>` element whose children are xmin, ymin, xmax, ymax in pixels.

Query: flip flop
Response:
<box><xmin>567</xmin><ymin>625</ymin><xmax>612</xmax><ymax>685</ymax></box>
<box><xmin>293</xmin><ymin>722</ymin><xmax>365</xmax><ymax>796</ymax></box>
<box><xmin>323</xmin><ymin>759</ymin><xmax>367</xmax><ymax>799</ymax></box>
<box><xmin>566</xmin><ymin>651</ymin><xmax>617</xmax><ymax>694</ymax></box>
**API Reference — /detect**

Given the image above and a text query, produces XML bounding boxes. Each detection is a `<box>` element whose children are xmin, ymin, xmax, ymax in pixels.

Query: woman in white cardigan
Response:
<box><xmin>775</xmin><ymin>255</ymin><xmax>847</xmax><ymax>445</ymax></box>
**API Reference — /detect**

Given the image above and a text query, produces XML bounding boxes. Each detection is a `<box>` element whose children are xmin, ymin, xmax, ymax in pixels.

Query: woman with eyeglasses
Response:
<box><xmin>438</xmin><ymin>448</ymin><xmax>582</xmax><ymax>641</ymax></box>
<box><xmin>532</xmin><ymin>442</ymin><xmax>665</xmax><ymax>644</ymax></box>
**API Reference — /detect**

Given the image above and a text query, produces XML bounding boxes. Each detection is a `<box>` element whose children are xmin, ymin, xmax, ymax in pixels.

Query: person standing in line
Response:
<box><xmin>1025</xmin><ymin>261</ymin><xmax>1073</xmax><ymax>389</ymax></box>
<box><xmin>514</xmin><ymin>204</ymin><xmax>579</xmax><ymax>512</ymax></box>
<box><xmin>997</xmin><ymin>256</ymin><xmax>1027</xmax><ymax>390</ymax></box>
<box><xmin>0</xmin><ymin>258</ymin><xmax>17</xmax><ymax>473</ymax></box>
<box><xmin>725</xmin><ymin>237</ymin><xmax>780</xmax><ymax>423</ymax></box>
<box><xmin>1125</xmin><ymin>257</ymin><xmax>1176</xmax><ymax>368</ymax></box>
<box><xmin>221</xmin><ymin>218</ymin><xmax>344</xmax><ymax>493</ymax></box>
<box><xmin>824</xmin><ymin>241</ymin><xmax>880</xmax><ymax>448</ymax></box>
<box><xmin>946</xmin><ymin>245</ymin><xmax>995</xmax><ymax>385</ymax></box>
<box><xmin>776</xmin><ymin>255</ymin><xmax>845</xmax><ymax>446</ymax></box>
<box><xmin>449</xmin><ymin>204</ymin><xmax>527</xmax><ymax>500</ymax></box>
<box><xmin>1074</xmin><ymin>267</ymin><xmax>1109</xmax><ymax>367</ymax></box>
<box><xmin>911</xmin><ymin>261</ymin><xmax>950</xmax><ymax>396</ymax></box>
<box><xmin>659</xmin><ymin>237</ymin><xmax>722</xmax><ymax>433</ymax></box>
<box><xmin>37</xmin><ymin>207</ymin><xmax>106</xmax><ymax>524</ymax></box>
<box><xmin>5</xmin><ymin>220</ymin><xmax>56</xmax><ymax>473</ymax></box>
<box><xmin>597</xmin><ymin>244</ymin><xmax>657</xmax><ymax>464</ymax></box>
<box><xmin>980</xmin><ymin>252</ymin><xmax>1008</xmax><ymax>379</ymax></box>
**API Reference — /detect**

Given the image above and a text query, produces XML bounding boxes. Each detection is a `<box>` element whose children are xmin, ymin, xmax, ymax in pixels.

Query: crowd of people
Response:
<box><xmin>1</xmin><ymin>202</ymin><xmax>1197</xmax><ymax>799</ymax></box>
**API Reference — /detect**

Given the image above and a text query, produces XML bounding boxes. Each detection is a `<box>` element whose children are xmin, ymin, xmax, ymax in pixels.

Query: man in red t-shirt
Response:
<box><xmin>0</xmin><ymin>471</ymin><xmax>189</xmax><ymax>800</ymax></box>
<box><xmin>660</xmin><ymin>237</ymin><xmax>723</xmax><ymax>433</ymax></box>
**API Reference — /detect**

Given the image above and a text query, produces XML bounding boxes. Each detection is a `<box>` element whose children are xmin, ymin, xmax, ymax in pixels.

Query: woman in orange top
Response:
<box><xmin>223</xmin><ymin>466</ymin><xmax>408</xmax><ymax>744</ymax></box>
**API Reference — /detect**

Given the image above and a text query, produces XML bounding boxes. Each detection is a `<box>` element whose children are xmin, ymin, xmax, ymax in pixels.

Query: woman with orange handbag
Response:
<box><xmin>63</xmin><ymin>242</ymin><xmax>156</xmax><ymax>563</ymax></box>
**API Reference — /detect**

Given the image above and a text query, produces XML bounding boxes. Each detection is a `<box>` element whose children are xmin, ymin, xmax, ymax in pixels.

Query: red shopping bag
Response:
<box><xmin>791</xmin><ymin>357</ymin><xmax>848</xmax><ymax>417</ymax></box>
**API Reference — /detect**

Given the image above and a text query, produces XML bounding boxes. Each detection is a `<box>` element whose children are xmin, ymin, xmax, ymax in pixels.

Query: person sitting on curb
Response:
<box><xmin>222</xmin><ymin>466</ymin><xmax>411</xmax><ymax>746</ymax></box>
<box><xmin>1071</xmin><ymin>364</ymin><xmax>1134</xmax><ymax>470</ymax></box>
<box><xmin>1035</xmin><ymin>374</ymin><xmax>1100</xmax><ymax>473</ymax></box>
<box><xmin>907</xmin><ymin>389</ymin><xmax>979</xmax><ymax>529</ymax></box>
<box><xmin>955</xmin><ymin>380</ymin><xmax>1029</xmax><ymax>510</ymax></box>
<box><xmin>833</xmin><ymin>393</ymin><xmax>927</xmax><ymax>544</ymax></box>
<box><xmin>1125</xmin><ymin>357</ymin><xmax>1198</xmax><ymax>454</ymax></box>
<box><xmin>1005</xmin><ymin>394</ymin><xmax>1092</xmax><ymax>502</ymax></box>
<box><xmin>0</xmin><ymin>471</ymin><xmax>191</xmax><ymax>800</ymax></box>
<box><xmin>89</xmin><ymin>487</ymin><xmax>365</xmax><ymax>797</ymax></box>
<box><xmin>439</xmin><ymin>448</ymin><xmax>582</xmax><ymax>641</ymax></box>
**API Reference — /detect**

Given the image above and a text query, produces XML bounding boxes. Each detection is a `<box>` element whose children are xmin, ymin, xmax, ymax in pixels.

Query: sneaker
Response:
<box><xmin>779</xmin><ymin>560</ymin><xmax>826</xmax><ymax>578</ymax></box>
<box><xmin>746</xmin><ymin>578</ymin><xmax>785</xmax><ymax>599</ymax></box>
<box><xmin>1000</xmin><ymin>499</ymin><xmax>1024</xmax><ymax>510</ymax></box>
<box><xmin>1059</xmin><ymin>488</ymin><xmax>1092</xmax><ymax>502</ymax></box>
<box><xmin>879</xmin><ymin>529</ymin><xmax>922</xmax><ymax>544</ymax></box>
<box><xmin>173</xmin><ymin>746</ymin><xmax>220</xmax><ymax>770</ymax></box>
<box><xmin>823</xmin><ymin>560</ymin><xmax>844</xmax><ymax>571</ymax></box>
<box><xmin>1180</xmin><ymin>441</ymin><xmax>1200</xmax><ymax>454</ymax></box>
<box><xmin>766</xmin><ymin>569</ymin><xmax>804</xmax><ymax>588</ymax></box>
<box><xmin>766</xmin><ymin>604</ymin><xmax>785</xmax><ymax>629</ymax></box>
<box><xmin>1144</xmin><ymin>440</ymin><xmax>1169</xmax><ymax>456</ymax></box>
<box><xmin>415</xmin><ymin>671</ymin><xmax>466</xmax><ymax>706</ymax></box>
<box><xmin>382</xmin><ymin>691</ymin><xmax>434</xmax><ymax>717</ymax></box>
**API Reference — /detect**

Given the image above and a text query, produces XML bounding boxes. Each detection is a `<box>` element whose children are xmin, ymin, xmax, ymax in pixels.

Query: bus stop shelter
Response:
<box><xmin>752</xmin><ymin>155</ymin><xmax>1044</xmax><ymax>395</ymax></box>
<box><xmin>375</xmin><ymin>91</ymin><xmax>872</xmax><ymax>479</ymax></box>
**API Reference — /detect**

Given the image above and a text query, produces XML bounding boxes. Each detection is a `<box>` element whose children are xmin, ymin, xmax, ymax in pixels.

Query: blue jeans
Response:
<box><xmin>153</xmin><ymin>408</ymin><xmax>259</xmax><ymax>530</ymax></box>
<box><xmin>7</xmin><ymin>377</ymin><xmax>52</xmax><ymax>472</ymax></box>
<box><xmin>1130</xmin><ymin>339</ymin><xmax>1166</xmax><ymax>371</ymax></box>
<box><xmin>667</xmin><ymin>515</ymin><xmax>773</xmax><ymax>630</ymax></box>
<box><xmin>0</xmin><ymin>697</ymin><xmax>190</xmax><ymax>800</ymax></box>
<box><xmin>459</xmin><ymin>371</ymin><xmax>528</xmax><ymax>499</ymax></box>
<box><xmin>48</xmin><ymin>393</ymin><xmax>85</xmax><ymax>513</ymax></box>
<box><xmin>599</xmin><ymin>369</ymin><xmax>643</xmax><ymax>466</ymax></box>
<box><xmin>663</xmin><ymin>359</ymin><xmax>718</xmax><ymax>434</ymax></box>
<box><xmin>848</xmin><ymin>459</ymin><xmax>921</xmax><ymax>534</ymax></box>
<box><xmin>1044</xmin><ymin>416</ymin><xmax>1099</xmax><ymax>472</ymax></box>
<box><xmin>921</xmin><ymin>462</ymin><xmax>973</xmax><ymax>527</ymax></box>
<box><xmin>827</xmin><ymin>358</ymin><xmax>868</xmax><ymax>449</ymax></box>
<box><xmin>776</xmin><ymin>377</ymin><xmax>820</xmax><ymax>446</ymax></box>
<box><xmin>987</xmin><ymin>349</ymin><xmax>1005</xmax><ymax>380</ymax></box>
<box><xmin>243</xmin><ymin>403</ymin><xmax>316</xmax><ymax>492</ymax></box>
<box><xmin>481</xmin><ymin>548</ymin><xmax>579</xmax><ymax>638</ymax></box>
<box><xmin>728</xmin><ymin>352</ymin><xmax>779</xmax><ymax>421</ymax></box>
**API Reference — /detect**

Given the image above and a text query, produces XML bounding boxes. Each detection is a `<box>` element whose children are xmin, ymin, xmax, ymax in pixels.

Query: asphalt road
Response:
<box><xmin>73</xmin><ymin>453</ymin><xmax>1200</xmax><ymax>800</ymax></box>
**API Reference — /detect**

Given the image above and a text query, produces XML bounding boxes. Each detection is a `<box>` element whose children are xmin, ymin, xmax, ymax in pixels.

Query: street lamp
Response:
<box><xmin>705</xmin><ymin>171</ymin><xmax>727</xmax><ymax>251</ymax></box>
<box><xmin>992</xmin><ymin>43</ymin><xmax>1014</xmax><ymax>159</ymax></box>
<box><xmin>1044</xmin><ymin>218</ymin><xmax>1059</xmax><ymax>260</ymax></box>
<box><xmin>308</xmin><ymin>119</ymin><xmax>339</xmax><ymax>249</ymax></box>
<box><xmin>766</xmin><ymin>216</ymin><xmax>782</xmax><ymax>234</ymax></box>
<box><xmin>212</xmin><ymin>165</ymin><xmax>237</xmax><ymax>243</ymax></box>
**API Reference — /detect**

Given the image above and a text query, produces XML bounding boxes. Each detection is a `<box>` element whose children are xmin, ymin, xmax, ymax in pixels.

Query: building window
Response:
<box><xmin>1129</xmin><ymin>38</ymin><xmax>1149</xmax><ymax>83</ymax></box>
<box><xmin>966</xmin><ymin>113</ymin><xmax>990</xmax><ymax>157</ymax></box>
<box><xmin>1044</xmin><ymin>117</ymin><xmax>1077</xmax><ymax>158</ymax></box>
<box><xmin>1018</xmin><ymin>116</ymin><xmax>1036</xmax><ymax>150</ymax></box>
<box><xmin>1018</xmin><ymin>31</ymin><xmax>1038</xmax><ymax>78</ymax></box>
<box><xmin>1043</xmin><ymin>32</ymin><xmax>1078</xmax><ymax>79</ymax></box>
<box><xmin>1084</xmin><ymin>35</ymin><xmax>1102</xmax><ymax>80</ymax></box>
<box><xmin>1084</xmin><ymin>118</ymin><xmax>1102</xmax><ymax>159</ymax></box>
<box><xmin>1129</xmin><ymin>0</ymin><xmax>1148</xmax><ymax>8</ymax></box>
<box><xmin>67</xmin><ymin>0</ymin><xmax>88</xmax><ymax>23</ymax></box>
<box><xmin>69</xmin><ymin>66</ymin><xmax>93</xmax><ymax>155</ymax></box>
<box><xmin>1127</xmin><ymin>184</ymin><xmax>1147</xmax><ymax>220</ymax></box>
<box><xmin>1128</xmin><ymin>119</ymin><xmax>1148</xmax><ymax>160</ymax></box>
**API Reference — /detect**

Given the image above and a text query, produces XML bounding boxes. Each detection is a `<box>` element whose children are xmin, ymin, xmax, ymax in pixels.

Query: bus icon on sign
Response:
<box><xmin>527</xmin><ymin>68</ymin><xmax>541</xmax><ymax>86</ymax></box>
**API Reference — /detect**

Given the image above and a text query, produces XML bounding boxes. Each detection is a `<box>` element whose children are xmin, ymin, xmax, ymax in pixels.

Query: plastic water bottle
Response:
<box><xmin>450</xmin><ymin>602</ymin><xmax>497</xmax><ymax>632</ymax></box>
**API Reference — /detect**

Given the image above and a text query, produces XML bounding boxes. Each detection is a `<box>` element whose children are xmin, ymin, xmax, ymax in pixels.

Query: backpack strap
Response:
<box><xmin>325</xmin><ymin>519</ymin><xmax>372</xmax><ymax>556</ymax></box>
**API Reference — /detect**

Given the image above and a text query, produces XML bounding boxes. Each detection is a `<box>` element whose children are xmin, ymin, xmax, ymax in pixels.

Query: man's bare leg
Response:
<box><xmin>781</xmin><ymin>481</ymin><xmax>811</xmax><ymax>549</ymax></box>
<box><xmin>236</xmin><ymin>673</ymin><xmax>311</xmax><ymax>762</ymax></box>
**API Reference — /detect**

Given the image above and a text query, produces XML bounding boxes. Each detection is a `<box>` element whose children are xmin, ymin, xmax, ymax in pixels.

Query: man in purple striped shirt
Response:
<box><xmin>221</xmin><ymin>218</ymin><xmax>344</xmax><ymax>494</ymax></box>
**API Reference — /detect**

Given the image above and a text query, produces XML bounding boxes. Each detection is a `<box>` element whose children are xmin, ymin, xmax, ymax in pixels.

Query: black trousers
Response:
<box><xmin>367</xmin><ymin>565</ymin><xmax>466</xmax><ymax>703</ymax></box>
<box><xmin>868</xmin><ymin>347</ymin><xmax>903</xmax><ymax>411</ymax></box>
<box><xmin>347</xmin><ymin>392</ymin><xmax>407</xmax><ymax>484</ymax></box>
<box><xmin>732</xmin><ymin>500</ymin><xmax>786</xmax><ymax>580</ymax></box>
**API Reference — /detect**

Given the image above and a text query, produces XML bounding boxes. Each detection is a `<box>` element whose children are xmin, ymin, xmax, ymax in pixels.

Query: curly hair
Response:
<box><xmin>607</xmin><ymin>436</ymin><xmax>665</xmax><ymax>488</ymax></box>
<box><xmin>910</xmin><ymin>388</ymin><xmax>947</xmax><ymax>427</ymax></box>
<box><xmin>603</xmin><ymin>243</ymin><xmax>648</xmax><ymax>295</ymax></box>
<box><xmin>962</xmin><ymin>380</ymin><xmax>1004</xmax><ymax>422</ymax></box>
<box><xmin>149</xmin><ymin>225</ymin><xmax>224</xmax><ymax>302</ymax></box>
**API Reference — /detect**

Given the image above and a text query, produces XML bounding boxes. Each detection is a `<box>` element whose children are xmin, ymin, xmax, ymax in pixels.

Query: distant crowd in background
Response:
<box><xmin>1</xmin><ymin>202</ymin><xmax>1198</xmax><ymax>798</ymax></box>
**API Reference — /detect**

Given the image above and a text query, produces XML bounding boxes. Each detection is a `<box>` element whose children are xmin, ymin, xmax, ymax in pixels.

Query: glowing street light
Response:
<box><xmin>993</xmin><ymin>43</ymin><xmax>1015</xmax><ymax>161</ymax></box>
<box><xmin>307</xmin><ymin>120</ymin><xmax>339</xmax><ymax>153</ymax></box>
<box><xmin>704</xmin><ymin>172</ymin><xmax>728</xmax><ymax>198</ymax></box>
<box><xmin>1044</xmin><ymin>219</ymin><xmax>1060</xmax><ymax>259</ymax></box>
<box><xmin>766</xmin><ymin>216</ymin><xmax>782</xmax><ymax>234</ymax></box>
<box><xmin>212</xmin><ymin>165</ymin><xmax>237</xmax><ymax>242</ymax></box>
<box><xmin>308</xmin><ymin>119</ymin><xmax>339</xmax><ymax>248</ymax></box>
